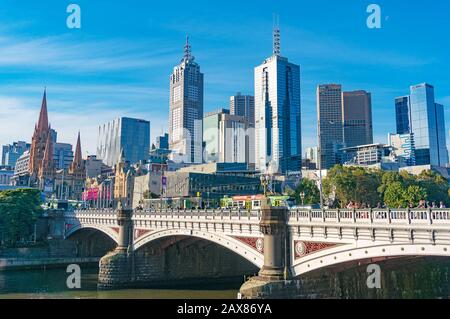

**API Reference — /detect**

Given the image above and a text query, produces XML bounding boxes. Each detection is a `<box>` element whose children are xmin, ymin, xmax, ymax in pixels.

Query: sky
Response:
<box><xmin>0</xmin><ymin>0</ymin><xmax>449</xmax><ymax>158</ymax></box>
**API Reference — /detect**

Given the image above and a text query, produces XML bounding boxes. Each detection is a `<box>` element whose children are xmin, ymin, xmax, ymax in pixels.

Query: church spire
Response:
<box><xmin>41</xmin><ymin>131</ymin><xmax>53</xmax><ymax>169</ymax></box>
<box><xmin>73</xmin><ymin>131</ymin><xmax>82</xmax><ymax>166</ymax></box>
<box><xmin>37</xmin><ymin>89</ymin><xmax>49</xmax><ymax>133</ymax></box>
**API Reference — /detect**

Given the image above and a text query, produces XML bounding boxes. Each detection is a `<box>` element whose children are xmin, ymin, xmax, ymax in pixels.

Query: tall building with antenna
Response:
<box><xmin>168</xmin><ymin>36</ymin><xmax>204</xmax><ymax>163</ymax></box>
<box><xmin>254</xmin><ymin>18</ymin><xmax>302</xmax><ymax>175</ymax></box>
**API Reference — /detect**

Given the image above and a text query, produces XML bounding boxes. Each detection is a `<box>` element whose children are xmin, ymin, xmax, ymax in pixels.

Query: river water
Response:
<box><xmin>0</xmin><ymin>267</ymin><xmax>239</xmax><ymax>299</ymax></box>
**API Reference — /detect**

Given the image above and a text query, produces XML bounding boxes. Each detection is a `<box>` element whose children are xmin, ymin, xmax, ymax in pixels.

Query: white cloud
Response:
<box><xmin>0</xmin><ymin>94</ymin><xmax>168</xmax><ymax>158</ymax></box>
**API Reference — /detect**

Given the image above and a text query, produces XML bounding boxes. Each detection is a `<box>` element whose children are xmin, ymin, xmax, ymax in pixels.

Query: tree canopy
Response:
<box><xmin>0</xmin><ymin>188</ymin><xmax>43</xmax><ymax>247</ymax></box>
<box><xmin>322</xmin><ymin>165</ymin><xmax>450</xmax><ymax>208</ymax></box>
<box><xmin>295</xmin><ymin>178</ymin><xmax>320</xmax><ymax>205</ymax></box>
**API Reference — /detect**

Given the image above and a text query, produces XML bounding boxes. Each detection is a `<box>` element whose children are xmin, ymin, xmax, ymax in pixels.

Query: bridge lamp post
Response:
<box><xmin>300</xmin><ymin>191</ymin><xmax>305</xmax><ymax>206</ymax></box>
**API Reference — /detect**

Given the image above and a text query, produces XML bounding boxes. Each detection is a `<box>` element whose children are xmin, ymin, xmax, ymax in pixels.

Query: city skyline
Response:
<box><xmin>0</xmin><ymin>1</ymin><xmax>450</xmax><ymax>156</ymax></box>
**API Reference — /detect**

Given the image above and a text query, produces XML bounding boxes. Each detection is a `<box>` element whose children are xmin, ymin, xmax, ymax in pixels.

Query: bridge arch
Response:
<box><xmin>65</xmin><ymin>224</ymin><xmax>120</xmax><ymax>244</ymax></box>
<box><xmin>292</xmin><ymin>242</ymin><xmax>450</xmax><ymax>277</ymax></box>
<box><xmin>133</xmin><ymin>229</ymin><xmax>264</xmax><ymax>268</ymax></box>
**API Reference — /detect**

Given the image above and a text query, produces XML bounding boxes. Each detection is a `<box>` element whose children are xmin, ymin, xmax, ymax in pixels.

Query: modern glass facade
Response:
<box><xmin>53</xmin><ymin>143</ymin><xmax>74</xmax><ymax>169</ymax></box>
<box><xmin>395</xmin><ymin>96</ymin><xmax>410</xmax><ymax>135</ymax></box>
<box><xmin>408</xmin><ymin>83</ymin><xmax>448</xmax><ymax>166</ymax></box>
<box><xmin>156</xmin><ymin>133</ymin><xmax>169</xmax><ymax>149</ymax></box>
<box><xmin>317</xmin><ymin>84</ymin><xmax>344</xmax><ymax>169</ymax></box>
<box><xmin>1</xmin><ymin>141</ymin><xmax>31</xmax><ymax>168</ymax></box>
<box><xmin>230</xmin><ymin>93</ymin><xmax>255</xmax><ymax>127</ymax></box>
<box><xmin>255</xmin><ymin>54</ymin><xmax>301</xmax><ymax>174</ymax></box>
<box><xmin>342</xmin><ymin>90</ymin><xmax>373</xmax><ymax>148</ymax></box>
<box><xmin>97</xmin><ymin>117</ymin><xmax>150</xmax><ymax>167</ymax></box>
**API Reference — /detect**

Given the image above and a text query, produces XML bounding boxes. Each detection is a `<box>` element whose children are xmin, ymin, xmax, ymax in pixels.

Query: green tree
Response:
<box><xmin>323</xmin><ymin>165</ymin><xmax>381</xmax><ymax>208</ymax></box>
<box><xmin>403</xmin><ymin>185</ymin><xmax>427</xmax><ymax>207</ymax></box>
<box><xmin>0</xmin><ymin>188</ymin><xmax>43</xmax><ymax>247</ymax></box>
<box><xmin>295</xmin><ymin>178</ymin><xmax>320</xmax><ymax>205</ymax></box>
<box><xmin>383</xmin><ymin>181</ymin><xmax>407</xmax><ymax>208</ymax></box>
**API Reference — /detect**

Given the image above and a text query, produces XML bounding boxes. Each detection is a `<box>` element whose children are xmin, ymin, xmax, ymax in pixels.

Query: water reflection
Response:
<box><xmin>0</xmin><ymin>267</ymin><xmax>238</xmax><ymax>299</ymax></box>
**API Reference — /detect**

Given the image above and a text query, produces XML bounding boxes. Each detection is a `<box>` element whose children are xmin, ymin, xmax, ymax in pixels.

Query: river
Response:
<box><xmin>0</xmin><ymin>267</ymin><xmax>239</xmax><ymax>299</ymax></box>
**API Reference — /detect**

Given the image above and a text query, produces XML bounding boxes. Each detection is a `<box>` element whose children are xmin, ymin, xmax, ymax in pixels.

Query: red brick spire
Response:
<box><xmin>73</xmin><ymin>132</ymin><xmax>83</xmax><ymax>167</ymax></box>
<box><xmin>37</xmin><ymin>90</ymin><xmax>49</xmax><ymax>134</ymax></box>
<box><xmin>41</xmin><ymin>129</ymin><xmax>53</xmax><ymax>168</ymax></box>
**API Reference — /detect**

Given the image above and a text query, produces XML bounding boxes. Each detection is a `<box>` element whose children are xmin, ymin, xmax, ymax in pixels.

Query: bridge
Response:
<box><xmin>64</xmin><ymin>205</ymin><xmax>450</xmax><ymax>298</ymax></box>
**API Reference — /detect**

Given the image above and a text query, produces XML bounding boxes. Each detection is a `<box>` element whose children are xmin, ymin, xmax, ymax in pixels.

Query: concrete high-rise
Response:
<box><xmin>317</xmin><ymin>84</ymin><xmax>344</xmax><ymax>169</ymax></box>
<box><xmin>342</xmin><ymin>90</ymin><xmax>373</xmax><ymax>148</ymax></box>
<box><xmin>254</xmin><ymin>25</ymin><xmax>301</xmax><ymax>174</ymax></box>
<box><xmin>395</xmin><ymin>83</ymin><xmax>448</xmax><ymax>166</ymax></box>
<box><xmin>169</xmin><ymin>37</ymin><xmax>204</xmax><ymax>163</ymax></box>
<box><xmin>203</xmin><ymin>109</ymin><xmax>249</xmax><ymax>164</ymax></box>
<box><xmin>97</xmin><ymin>117</ymin><xmax>150</xmax><ymax>167</ymax></box>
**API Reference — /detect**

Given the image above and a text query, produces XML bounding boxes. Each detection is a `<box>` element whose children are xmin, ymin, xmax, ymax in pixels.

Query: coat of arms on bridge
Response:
<box><xmin>294</xmin><ymin>241</ymin><xmax>338</xmax><ymax>259</ymax></box>
<box><xmin>234</xmin><ymin>236</ymin><xmax>264</xmax><ymax>253</ymax></box>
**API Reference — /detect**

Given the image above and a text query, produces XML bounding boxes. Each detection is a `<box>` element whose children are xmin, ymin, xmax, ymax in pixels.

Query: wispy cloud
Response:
<box><xmin>0</xmin><ymin>34</ymin><xmax>179</xmax><ymax>73</ymax></box>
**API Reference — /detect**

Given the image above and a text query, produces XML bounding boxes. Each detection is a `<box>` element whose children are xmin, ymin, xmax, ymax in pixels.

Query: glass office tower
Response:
<box><xmin>342</xmin><ymin>90</ymin><xmax>373</xmax><ymax>148</ymax></box>
<box><xmin>405</xmin><ymin>83</ymin><xmax>448</xmax><ymax>166</ymax></box>
<box><xmin>317</xmin><ymin>84</ymin><xmax>344</xmax><ymax>169</ymax></box>
<box><xmin>97</xmin><ymin>117</ymin><xmax>150</xmax><ymax>167</ymax></box>
<box><xmin>254</xmin><ymin>28</ymin><xmax>301</xmax><ymax>174</ymax></box>
<box><xmin>395</xmin><ymin>96</ymin><xmax>411</xmax><ymax>135</ymax></box>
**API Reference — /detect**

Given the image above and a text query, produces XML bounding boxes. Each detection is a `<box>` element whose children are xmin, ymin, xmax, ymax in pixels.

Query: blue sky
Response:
<box><xmin>0</xmin><ymin>0</ymin><xmax>449</xmax><ymax>156</ymax></box>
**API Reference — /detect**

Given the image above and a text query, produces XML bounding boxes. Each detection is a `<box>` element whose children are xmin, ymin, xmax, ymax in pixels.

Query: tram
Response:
<box><xmin>220</xmin><ymin>195</ymin><xmax>293</xmax><ymax>210</ymax></box>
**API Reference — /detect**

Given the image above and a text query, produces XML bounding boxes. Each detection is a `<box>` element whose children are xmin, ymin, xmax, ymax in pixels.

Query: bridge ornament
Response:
<box><xmin>294</xmin><ymin>241</ymin><xmax>338</xmax><ymax>259</ymax></box>
<box><xmin>256</xmin><ymin>238</ymin><xmax>264</xmax><ymax>253</ymax></box>
<box><xmin>233</xmin><ymin>236</ymin><xmax>264</xmax><ymax>253</ymax></box>
<box><xmin>134</xmin><ymin>229</ymin><xmax>152</xmax><ymax>240</ymax></box>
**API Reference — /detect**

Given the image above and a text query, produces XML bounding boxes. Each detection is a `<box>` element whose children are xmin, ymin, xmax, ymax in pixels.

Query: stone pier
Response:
<box><xmin>98</xmin><ymin>205</ymin><xmax>133</xmax><ymax>290</ymax></box>
<box><xmin>239</xmin><ymin>203</ymin><xmax>302</xmax><ymax>299</ymax></box>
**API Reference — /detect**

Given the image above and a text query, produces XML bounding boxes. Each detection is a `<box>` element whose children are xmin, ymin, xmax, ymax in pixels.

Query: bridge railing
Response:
<box><xmin>133</xmin><ymin>208</ymin><xmax>261</xmax><ymax>220</ymax></box>
<box><xmin>288</xmin><ymin>208</ymin><xmax>450</xmax><ymax>225</ymax></box>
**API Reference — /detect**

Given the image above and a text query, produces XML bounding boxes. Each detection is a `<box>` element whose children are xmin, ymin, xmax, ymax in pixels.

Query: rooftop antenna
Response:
<box><xmin>183</xmin><ymin>35</ymin><xmax>193</xmax><ymax>61</ymax></box>
<box><xmin>273</xmin><ymin>14</ymin><xmax>281</xmax><ymax>56</ymax></box>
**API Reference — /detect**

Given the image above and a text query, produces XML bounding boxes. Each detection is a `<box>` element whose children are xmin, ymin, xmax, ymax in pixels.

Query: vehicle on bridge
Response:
<box><xmin>220</xmin><ymin>195</ymin><xmax>294</xmax><ymax>210</ymax></box>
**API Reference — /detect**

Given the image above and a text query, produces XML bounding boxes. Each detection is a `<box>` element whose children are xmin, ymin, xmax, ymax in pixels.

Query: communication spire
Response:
<box><xmin>273</xmin><ymin>14</ymin><xmax>281</xmax><ymax>56</ymax></box>
<box><xmin>183</xmin><ymin>35</ymin><xmax>194</xmax><ymax>62</ymax></box>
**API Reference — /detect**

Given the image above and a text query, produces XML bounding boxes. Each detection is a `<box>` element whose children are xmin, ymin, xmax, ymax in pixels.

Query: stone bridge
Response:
<box><xmin>64</xmin><ymin>205</ymin><xmax>450</xmax><ymax>298</ymax></box>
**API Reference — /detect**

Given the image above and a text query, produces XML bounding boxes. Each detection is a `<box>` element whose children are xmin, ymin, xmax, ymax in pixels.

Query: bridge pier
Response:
<box><xmin>98</xmin><ymin>204</ymin><xmax>134</xmax><ymax>290</ymax></box>
<box><xmin>239</xmin><ymin>203</ymin><xmax>301</xmax><ymax>299</ymax></box>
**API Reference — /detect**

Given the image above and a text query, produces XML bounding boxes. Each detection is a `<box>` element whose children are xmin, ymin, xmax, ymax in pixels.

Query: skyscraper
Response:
<box><xmin>395</xmin><ymin>83</ymin><xmax>448</xmax><ymax>166</ymax></box>
<box><xmin>317</xmin><ymin>84</ymin><xmax>344</xmax><ymax>169</ymax></box>
<box><xmin>155</xmin><ymin>133</ymin><xmax>169</xmax><ymax>150</ymax></box>
<box><xmin>230</xmin><ymin>93</ymin><xmax>255</xmax><ymax>127</ymax></box>
<box><xmin>97</xmin><ymin>117</ymin><xmax>151</xmax><ymax>167</ymax></box>
<box><xmin>1</xmin><ymin>141</ymin><xmax>31</xmax><ymax>168</ymax></box>
<box><xmin>395</xmin><ymin>96</ymin><xmax>410</xmax><ymax>134</ymax></box>
<box><xmin>342</xmin><ymin>90</ymin><xmax>373</xmax><ymax>147</ymax></box>
<box><xmin>169</xmin><ymin>37</ymin><xmax>204</xmax><ymax>163</ymax></box>
<box><xmin>53</xmin><ymin>143</ymin><xmax>74</xmax><ymax>169</ymax></box>
<box><xmin>203</xmin><ymin>109</ymin><xmax>249</xmax><ymax>164</ymax></box>
<box><xmin>254</xmin><ymin>24</ymin><xmax>301</xmax><ymax>174</ymax></box>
